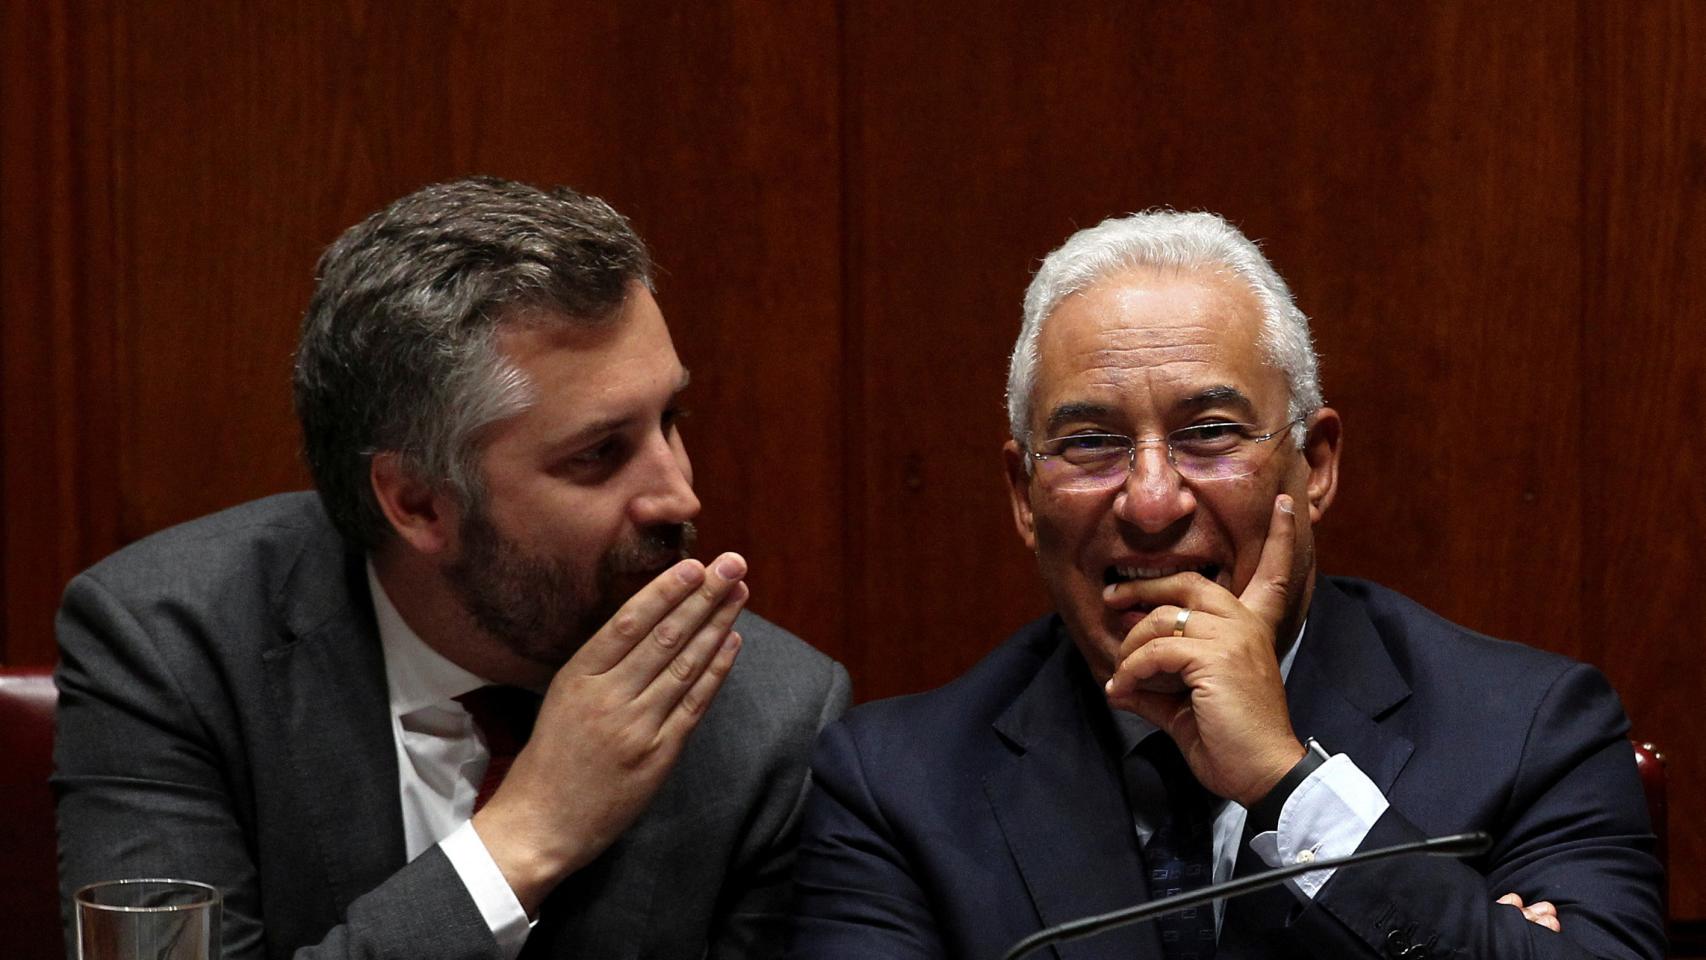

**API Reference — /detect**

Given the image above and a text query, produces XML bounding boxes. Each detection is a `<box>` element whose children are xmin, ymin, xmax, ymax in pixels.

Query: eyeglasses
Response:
<box><xmin>1027</xmin><ymin>417</ymin><xmax>1306</xmax><ymax>491</ymax></box>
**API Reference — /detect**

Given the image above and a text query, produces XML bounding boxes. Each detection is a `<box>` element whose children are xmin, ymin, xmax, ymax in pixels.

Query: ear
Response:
<box><xmin>1299</xmin><ymin>407</ymin><xmax>1342</xmax><ymax>524</ymax></box>
<box><xmin>1002</xmin><ymin>440</ymin><xmax>1039</xmax><ymax>551</ymax></box>
<box><xmin>369</xmin><ymin>452</ymin><xmax>461</xmax><ymax>556</ymax></box>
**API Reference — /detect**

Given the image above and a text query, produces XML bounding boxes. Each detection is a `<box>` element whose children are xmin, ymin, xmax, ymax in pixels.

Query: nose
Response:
<box><xmin>629</xmin><ymin>429</ymin><xmax>701</xmax><ymax>527</ymax></box>
<box><xmin>1112</xmin><ymin>441</ymin><xmax>1196</xmax><ymax>533</ymax></box>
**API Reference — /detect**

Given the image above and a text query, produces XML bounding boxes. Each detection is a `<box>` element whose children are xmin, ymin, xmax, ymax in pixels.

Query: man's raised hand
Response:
<box><xmin>1103</xmin><ymin>495</ymin><xmax>1306</xmax><ymax>805</ymax></box>
<box><xmin>475</xmin><ymin>553</ymin><xmax>748</xmax><ymax>913</ymax></box>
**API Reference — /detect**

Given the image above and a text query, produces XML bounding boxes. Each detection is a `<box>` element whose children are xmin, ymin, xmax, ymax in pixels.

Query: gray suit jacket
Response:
<box><xmin>54</xmin><ymin>492</ymin><xmax>851</xmax><ymax>960</ymax></box>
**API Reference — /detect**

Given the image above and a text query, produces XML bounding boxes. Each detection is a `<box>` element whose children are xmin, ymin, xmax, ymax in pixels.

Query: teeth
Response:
<box><xmin>1109</xmin><ymin>564</ymin><xmax>1221</xmax><ymax>583</ymax></box>
<box><xmin>1116</xmin><ymin>566</ymin><xmax>1186</xmax><ymax>579</ymax></box>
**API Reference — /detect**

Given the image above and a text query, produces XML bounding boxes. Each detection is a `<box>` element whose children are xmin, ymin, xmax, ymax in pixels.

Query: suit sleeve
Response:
<box><xmin>784</xmin><ymin>719</ymin><xmax>950</xmax><ymax>960</ymax></box>
<box><xmin>1297</xmin><ymin>663</ymin><xmax>1666</xmax><ymax>960</ymax></box>
<box><xmin>53</xmin><ymin>572</ymin><xmax>502</xmax><ymax>960</ymax></box>
<box><xmin>709</xmin><ymin>661</ymin><xmax>853</xmax><ymax>960</ymax></box>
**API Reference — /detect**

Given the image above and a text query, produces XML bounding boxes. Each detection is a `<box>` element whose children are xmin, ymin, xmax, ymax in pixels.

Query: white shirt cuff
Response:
<box><xmin>439</xmin><ymin>820</ymin><xmax>533</xmax><ymax>959</ymax></box>
<box><xmin>1248</xmin><ymin>753</ymin><xmax>1389</xmax><ymax>898</ymax></box>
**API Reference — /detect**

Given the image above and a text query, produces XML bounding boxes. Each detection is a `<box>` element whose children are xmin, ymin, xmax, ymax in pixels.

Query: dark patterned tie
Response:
<box><xmin>1127</xmin><ymin>734</ymin><xmax>1219</xmax><ymax>960</ymax></box>
<box><xmin>454</xmin><ymin>686</ymin><xmax>540</xmax><ymax>813</ymax></box>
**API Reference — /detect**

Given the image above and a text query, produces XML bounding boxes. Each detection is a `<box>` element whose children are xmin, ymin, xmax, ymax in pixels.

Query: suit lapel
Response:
<box><xmin>985</xmin><ymin>629</ymin><xmax>1158</xmax><ymax>960</ymax></box>
<box><xmin>263</xmin><ymin>542</ymin><xmax>406</xmax><ymax>914</ymax></box>
<box><xmin>1221</xmin><ymin>577</ymin><xmax>1414</xmax><ymax>954</ymax></box>
<box><xmin>1286</xmin><ymin>578</ymin><xmax>1413</xmax><ymax>792</ymax></box>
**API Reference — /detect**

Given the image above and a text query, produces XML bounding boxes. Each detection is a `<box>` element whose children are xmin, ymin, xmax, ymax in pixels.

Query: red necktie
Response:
<box><xmin>454</xmin><ymin>686</ymin><xmax>540</xmax><ymax>813</ymax></box>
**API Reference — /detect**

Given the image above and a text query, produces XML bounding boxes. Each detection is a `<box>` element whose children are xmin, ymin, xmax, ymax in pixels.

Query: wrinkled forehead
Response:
<box><xmin>1030</xmin><ymin>268</ymin><xmax>1284</xmax><ymax>428</ymax></box>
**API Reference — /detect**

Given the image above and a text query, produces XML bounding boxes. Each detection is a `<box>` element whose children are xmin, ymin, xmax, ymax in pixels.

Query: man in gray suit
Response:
<box><xmin>54</xmin><ymin>177</ymin><xmax>851</xmax><ymax>960</ymax></box>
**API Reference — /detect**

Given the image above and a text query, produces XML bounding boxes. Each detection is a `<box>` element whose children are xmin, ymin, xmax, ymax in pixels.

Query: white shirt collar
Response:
<box><xmin>367</xmin><ymin>559</ymin><xmax>488</xmax><ymax>716</ymax></box>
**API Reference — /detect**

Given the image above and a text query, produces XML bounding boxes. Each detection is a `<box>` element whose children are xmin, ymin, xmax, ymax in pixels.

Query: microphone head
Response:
<box><xmin>1425</xmin><ymin>831</ymin><xmax>1493</xmax><ymax>857</ymax></box>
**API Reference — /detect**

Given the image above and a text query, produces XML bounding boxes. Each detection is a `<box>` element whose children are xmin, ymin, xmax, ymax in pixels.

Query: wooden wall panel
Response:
<box><xmin>1</xmin><ymin>0</ymin><xmax>121</xmax><ymax>666</ymax></box>
<box><xmin>436</xmin><ymin>2</ymin><xmax>847</xmax><ymax>653</ymax></box>
<box><xmin>1584</xmin><ymin>0</ymin><xmax>1706</xmax><ymax>918</ymax></box>
<box><xmin>842</xmin><ymin>2</ymin><xmax>1587</xmax><ymax>694</ymax></box>
<box><xmin>16</xmin><ymin>1</ymin><xmax>845</xmax><ymax>661</ymax></box>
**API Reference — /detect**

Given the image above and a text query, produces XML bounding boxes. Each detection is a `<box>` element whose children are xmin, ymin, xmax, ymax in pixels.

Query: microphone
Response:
<box><xmin>1001</xmin><ymin>831</ymin><xmax>1491</xmax><ymax>960</ymax></box>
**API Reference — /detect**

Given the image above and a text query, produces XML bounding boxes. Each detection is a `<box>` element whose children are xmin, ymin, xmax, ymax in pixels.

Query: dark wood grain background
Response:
<box><xmin>5</xmin><ymin>0</ymin><xmax>1702</xmax><ymax>922</ymax></box>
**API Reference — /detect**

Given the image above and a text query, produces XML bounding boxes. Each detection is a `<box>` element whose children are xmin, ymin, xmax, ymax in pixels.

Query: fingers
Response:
<box><xmin>1498</xmin><ymin>893</ymin><xmax>1562</xmax><ymax>932</ymax></box>
<box><xmin>577</xmin><ymin>553</ymin><xmax>749</xmax><ymax>693</ymax></box>
<box><xmin>1110</xmin><ymin>634</ymin><xmax>1198</xmax><ymax>693</ymax></box>
<box><xmin>1237</xmin><ymin>494</ymin><xmax>1296</xmax><ymax>627</ymax></box>
<box><xmin>1524</xmin><ymin>900</ymin><xmax>1560</xmax><ymax>932</ymax></box>
<box><xmin>1116</xmin><ymin>603</ymin><xmax>1203</xmax><ymax>659</ymax></box>
<box><xmin>1103</xmin><ymin>572</ymin><xmax>1239</xmax><ymax>621</ymax></box>
<box><xmin>660</xmin><ymin>629</ymin><xmax>742</xmax><ymax>740</ymax></box>
<box><xmin>637</xmin><ymin>577</ymin><xmax>748</xmax><ymax>718</ymax></box>
<box><xmin>572</xmin><ymin>558</ymin><xmax>712</xmax><ymax>674</ymax></box>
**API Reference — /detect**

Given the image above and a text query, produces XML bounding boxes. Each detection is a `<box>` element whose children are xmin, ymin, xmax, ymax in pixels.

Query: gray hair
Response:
<box><xmin>293</xmin><ymin>175</ymin><xmax>654</xmax><ymax>548</ymax></box>
<box><xmin>1006</xmin><ymin>210</ymin><xmax>1321</xmax><ymax>446</ymax></box>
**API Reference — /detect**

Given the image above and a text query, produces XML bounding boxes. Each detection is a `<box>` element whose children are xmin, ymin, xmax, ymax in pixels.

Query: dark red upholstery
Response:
<box><xmin>1631</xmin><ymin>740</ymin><xmax>1668</xmax><ymax>913</ymax></box>
<box><xmin>0</xmin><ymin>666</ymin><xmax>61</xmax><ymax>960</ymax></box>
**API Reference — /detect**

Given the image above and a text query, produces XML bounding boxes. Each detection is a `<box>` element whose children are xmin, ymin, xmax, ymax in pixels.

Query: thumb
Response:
<box><xmin>1238</xmin><ymin>494</ymin><xmax>1297</xmax><ymax>627</ymax></box>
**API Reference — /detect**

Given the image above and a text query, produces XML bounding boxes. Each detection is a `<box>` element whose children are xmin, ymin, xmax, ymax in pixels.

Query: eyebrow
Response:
<box><xmin>1043</xmin><ymin>402</ymin><xmax>1118</xmax><ymax>437</ymax></box>
<box><xmin>1041</xmin><ymin>385</ymin><xmax>1258</xmax><ymax>436</ymax></box>
<box><xmin>547</xmin><ymin>368</ymin><xmax>693</xmax><ymax>452</ymax></box>
<box><xmin>1177</xmin><ymin>385</ymin><xmax>1257</xmax><ymax>418</ymax></box>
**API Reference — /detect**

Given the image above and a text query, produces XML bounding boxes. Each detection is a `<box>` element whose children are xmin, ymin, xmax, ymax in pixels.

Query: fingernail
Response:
<box><xmin>1103</xmin><ymin>582</ymin><xmax>1119</xmax><ymax>600</ymax></box>
<box><xmin>1277</xmin><ymin>495</ymin><xmax>1295</xmax><ymax>516</ymax></box>
<box><xmin>674</xmin><ymin>560</ymin><xmax>705</xmax><ymax>584</ymax></box>
<box><xmin>715</xmin><ymin>553</ymin><xmax>746</xmax><ymax>579</ymax></box>
<box><xmin>1104</xmin><ymin>678</ymin><xmax>1116</xmax><ymax>694</ymax></box>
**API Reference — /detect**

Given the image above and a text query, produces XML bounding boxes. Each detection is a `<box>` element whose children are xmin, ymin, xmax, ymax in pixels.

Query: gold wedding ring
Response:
<box><xmin>1171</xmin><ymin>607</ymin><xmax>1192</xmax><ymax>637</ymax></box>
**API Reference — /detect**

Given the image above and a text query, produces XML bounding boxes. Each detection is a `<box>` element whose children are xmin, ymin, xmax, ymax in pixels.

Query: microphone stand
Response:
<box><xmin>1002</xmin><ymin>831</ymin><xmax>1492</xmax><ymax>960</ymax></box>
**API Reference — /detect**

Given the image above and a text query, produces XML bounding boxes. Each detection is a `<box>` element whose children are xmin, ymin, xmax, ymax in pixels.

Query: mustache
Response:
<box><xmin>606</xmin><ymin>522</ymin><xmax>697</xmax><ymax>575</ymax></box>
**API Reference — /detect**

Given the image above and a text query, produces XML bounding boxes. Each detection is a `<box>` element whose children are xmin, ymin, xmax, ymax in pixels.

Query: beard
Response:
<box><xmin>445</xmin><ymin>506</ymin><xmax>696</xmax><ymax>667</ymax></box>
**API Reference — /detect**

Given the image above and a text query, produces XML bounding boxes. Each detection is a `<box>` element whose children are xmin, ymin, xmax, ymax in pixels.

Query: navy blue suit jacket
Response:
<box><xmin>787</xmin><ymin>577</ymin><xmax>1664</xmax><ymax>960</ymax></box>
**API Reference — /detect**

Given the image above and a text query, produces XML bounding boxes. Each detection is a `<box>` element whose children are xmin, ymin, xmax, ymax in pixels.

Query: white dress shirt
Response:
<box><xmin>1110</xmin><ymin>620</ymin><xmax>1389</xmax><ymax>931</ymax></box>
<box><xmin>368</xmin><ymin>562</ymin><xmax>533</xmax><ymax>959</ymax></box>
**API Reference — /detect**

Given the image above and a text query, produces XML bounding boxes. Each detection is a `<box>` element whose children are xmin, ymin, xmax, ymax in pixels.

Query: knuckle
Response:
<box><xmin>679</xmin><ymin>692</ymin><xmax>706</xmax><ymax>717</ymax></box>
<box><xmin>611</xmin><ymin>611</ymin><xmax>644</xmax><ymax>641</ymax></box>
<box><xmin>652</xmin><ymin>621</ymin><xmax>683</xmax><ymax>649</ymax></box>
<box><xmin>611</xmin><ymin>727</ymin><xmax>654</xmax><ymax>763</ymax></box>
<box><xmin>668</xmin><ymin>651</ymin><xmax>698</xmax><ymax>682</ymax></box>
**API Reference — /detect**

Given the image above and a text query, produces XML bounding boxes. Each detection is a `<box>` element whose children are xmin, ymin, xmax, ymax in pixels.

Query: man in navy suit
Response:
<box><xmin>786</xmin><ymin>212</ymin><xmax>1664</xmax><ymax>960</ymax></box>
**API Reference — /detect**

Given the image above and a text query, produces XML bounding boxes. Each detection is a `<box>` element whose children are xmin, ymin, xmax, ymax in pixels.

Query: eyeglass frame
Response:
<box><xmin>1024</xmin><ymin>415</ymin><xmax>1310</xmax><ymax>488</ymax></box>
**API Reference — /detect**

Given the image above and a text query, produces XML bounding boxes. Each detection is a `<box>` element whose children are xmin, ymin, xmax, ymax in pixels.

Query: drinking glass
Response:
<box><xmin>74</xmin><ymin>879</ymin><xmax>220</xmax><ymax>960</ymax></box>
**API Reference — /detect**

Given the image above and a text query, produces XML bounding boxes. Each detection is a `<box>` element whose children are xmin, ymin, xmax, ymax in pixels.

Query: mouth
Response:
<box><xmin>1102</xmin><ymin>562</ymin><xmax>1223</xmax><ymax>587</ymax></box>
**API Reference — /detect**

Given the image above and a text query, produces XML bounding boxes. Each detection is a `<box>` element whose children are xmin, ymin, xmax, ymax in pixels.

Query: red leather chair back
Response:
<box><xmin>0</xmin><ymin>666</ymin><xmax>62</xmax><ymax>960</ymax></box>
<box><xmin>1631</xmin><ymin>739</ymin><xmax>1668</xmax><ymax>913</ymax></box>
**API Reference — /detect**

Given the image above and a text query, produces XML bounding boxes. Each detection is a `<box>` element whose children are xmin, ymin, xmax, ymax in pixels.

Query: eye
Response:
<box><xmin>1044</xmin><ymin>433</ymin><xmax>1132</xmax><ymax>465</ymax></box>
<box><xmin>1170</xmin><ymin>421</ymin><xmax>1251</xmax><ymax>455</ymax></box>
<box><xmin>661</xmin><ymin>403</ymin><xmax>690</xmax><ymax>433</ymax></box>
<box><xmin>1058</xmin><ymin>434</ymin><xmax>1123</xmax><ymax>451</ymax></box>
<box><xmin>570</xmin><ymin>436</ymin><xmax>626</xmax><ymax>467</ymax></box>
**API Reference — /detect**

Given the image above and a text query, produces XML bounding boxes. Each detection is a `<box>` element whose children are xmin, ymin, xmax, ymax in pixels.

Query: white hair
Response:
<box><xmin>1006</xmin><ymin>210</ymin><xmax>1322</xmax><ymax>446</ymax></box>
